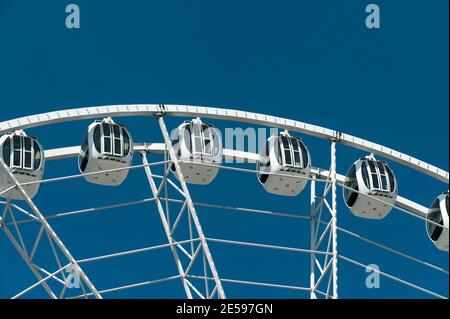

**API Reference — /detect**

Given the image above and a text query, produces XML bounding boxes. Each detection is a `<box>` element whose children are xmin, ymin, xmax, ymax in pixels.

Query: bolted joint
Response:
<box><xmin>330</xmin><ymin>131</ymin><xmax>342</xmax><ymax>143</ymax></box>
<box><xmin>138</xmin><ymin>150</ymin><xmax>147</xmax><ymax>158</ymax></box>
<box><xmin>155</xmin><ymin>104</ymin><xmax>167</xmax><ymax>118</ymax></box>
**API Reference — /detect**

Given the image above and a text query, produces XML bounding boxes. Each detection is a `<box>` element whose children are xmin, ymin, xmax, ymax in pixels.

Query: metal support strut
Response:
<box><xmin>0</xmin><ymin>161</ymin><xmax>102</xmax><ymax>299</ymax></box>
<box><xmin>141</xmin><ymin>153</ymin><xmax>194</xmax><ymax>298</ymax></box>
<box><xmin>309</xmin><ymin>140</ymin><xmax>339</xmax><ymax>299</ymax></box>
<box><xmin>330</xmin><ymin>140</ymin><xmax>338</xmax><ymax>299</ymax></box>
<box><xmin>142</xmin><ymin>115</ymin><xmax>226</xmax><ymax>299</ymax></box>
<box><xmin>310</xmin><ymin>175</ymin><xmax>317</xmax><ymax>299</ymax></box>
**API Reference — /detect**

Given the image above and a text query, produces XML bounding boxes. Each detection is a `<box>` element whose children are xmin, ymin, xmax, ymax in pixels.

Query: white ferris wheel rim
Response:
<box><xmin>1</xmin><ymin>104</ymin><xmax>448</xmax><ymax>300</ymax></box>
<box><xmin>0</xmin><ymin>104</ymin><xmax>447</xmax><ymax>184</ymax></box>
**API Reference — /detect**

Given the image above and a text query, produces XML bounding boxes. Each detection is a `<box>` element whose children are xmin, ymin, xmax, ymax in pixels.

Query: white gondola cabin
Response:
<box><xmin>256</xmin><ymin>132</ymin><xmax>311</xmax><ymax>196</ymax></box>
<box><xmin>343</xmin><ymin>155</ymin><xmax>397</xmax><ymax>219</ymax></box>
<box><xmin>426</xmin><ymin>192</ymin><xmax>449</xmax><ymax>251</ymax></box>
<box><xmin>0</xmin><ymin>131</ymin><xmax>45</xmax><ymax>200</ymax></box>
<box><xmin>78</xmin><ymin>118</ymin><xmax>133</xmax><ymax>186</ymax></box>
<box><xmin>170</xmin><ymin>118</ymin><xmax>222</xmax><ymax>185</ymax></box>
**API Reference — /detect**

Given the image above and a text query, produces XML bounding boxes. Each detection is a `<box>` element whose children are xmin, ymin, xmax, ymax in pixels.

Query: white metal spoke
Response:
<box><xmin>313</xmin><ymin>258</ymin><xmax>333</xmax><ymax>291</ymax></box>
<box><xmin>45</xmin><ymin>230</ymin><xmax>67</xmax><ymax>281</ymax></box>
<box><xmin>315</xmin><ymin>259</ymin><xmax>324</xmax><ymax>275</ymax></box>
<box><xmin>175</xmin><ymin>242</ymin><xmax>194</xmax><ymax>261</ymax></box>
<box><xmin>0</xmin><ymin>104</ymin><xmax>447</xmax><ymax>300</ymax></box>
<box><xmin>141</xmin><ymin>152</ymin><xmax>194</xmax><ymax>299</ymax></box>
<box><xmin>12</xmin><ymin>266</ymin><xmax>67</xmax><ymax>299</ymax></box>
<box><xmin>8</xmin><ymin>207</ymin><xmax>29</xmax><ymax>258</ymax></box>
<box><xmin>29</xmin><ymin>225</ymin><xmax>45</xmax><ymax>262</ymax></box>
<box><xmin>171</xmin><ymin>200</ymin><xmax>188</xmax><ymax>235</ymax></box>
<box><xmin>206</xmin><ymin>237</ymin><xmax>331</xmax><ymax>256</ymax></box>
<box><xmin>337</xmin><ymin>226</ymin><xmax>449</xmax><ymax>274</ymax></box>
<box><xmin>315</xmin><ymin>219</ymin><xmax>332</xmax><ymax>250</ymax></box>
<box><xmin>2</xmin><ymin>224</ymin><xmax>57</xmax><ymax>299</ymax></box>
<box><xmin>339</xmin><ymin>255</ymin><xmax>447</xmax><ymax>299</ymax></box>
<box><xmin>68</xmin><ymin>275</ymin><xmax>182</xmax><ymax>299</ymax></box>
<box><xmin>185</xmin><ymin>279</ymin><xmax>206</xmax><ymax>299</ymax></box>
<box><xmin>6</xmin><ymin>197</ymin><xmax>157</xmax><ymax>226</ymax></box>
<box><xmin>157</xmin><ymin>115</ymin><xmax>226</xmax><ymax>299</ymax></box>
<box><xmin>0</xmin><ymin>161</ymin><xmax>102</xmax><ymax>299</ymax></box>
<box><xmin>33</xmin><ymin>264</ymin><xmax>66</xmax><ymax>286</ymax></box>
<box><xmin>77</xmin><ymin>238</ymin><xmax>199</xmax><ymax>264</ymax></box>
<box><xmin>188</xmin><ymin>275</ymin><xmax>311</xmax><ymax>292</ymax></box>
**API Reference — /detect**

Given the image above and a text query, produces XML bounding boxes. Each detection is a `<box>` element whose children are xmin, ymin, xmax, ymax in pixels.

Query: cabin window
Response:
<box><xmin>361</xmin><ymin>162</ymin><xmax>370</xmax><ymax>188</ymax></box>
<box><xmin>79</xmin><ymin>134</ymin><xmax>89</xmax><ymax>172</ymax></box>
<box><xmin>427</xmin><ymin>198</ymin><xmax>443</xmax><ymax>241</ymax></box>
<box><xmin>203</xmin><ymin>125</ymin><xmax>212</xmax><ymax>155</ymax></box>
<box><xmin>101</xmin><ymin>123</ymin><xmax>126</xmax><ymax>157</ymax></box>
<box><xmin>386</xmin><ymin>165</ymin><xmax>396</xmax><ymax>192</ymax></box>
<box><xmin>367</xmin><ymin>161</ymin><xmax>379</xmax><ymax>189</ymax></box>
<box><xmin>377</xmin><ymin>162</ymin><xmax>388</xmax><ymax>191</ymax></box>
<box><xmin>300</xmin><ymin>141</ymin><xmax>309</xmax><ymax>167</ymax></box>
<box><xmin>2</xmin><ymin>137</ymin><xmax>11</xmax><ymax>166</ymax></box>
<box><xmin>93</xmin><ymin>125</ymin><xmax>101</xmax><ymax>153</ymax></box>
<box><xmin>184</xmin><ymin>125</ymin><xmax>192</xmax><ymax>154</ymax></box>
<box><xmin>123</xmin><ymin>130</ymin><xmax>130</xmax><ymax>156</ymax></box>
<box><xmin>192</xmin><ymin>124</ymin><xmax>203</xmax><ymax>155</ymax></box>
<box><xmin>280</xmin><ymin>136</ymin><xmax>292</xmax><ymax>166</ymax></box>
<box><xmin>102</xmin><ymin>123</ymin><xmax>112</xmax><ymax>154</ymax></box>
<box><xmin>291</xmin><ymin>138</ymin><xmax>302</xmax><ymax>167</ymax></box>
<box><xmin>188</xmin><ymin>123</ymin><xmax>218</xmax><ymax>157</ymax></box>
<box><xmin>23</xmin><ymin>137</ymin><xmax>32</xmax><ymax>169</ymax></box>
<box><xmin>363</xmin><ymin>160</ymin><xmax>396</xmax><ymax>192</ymax></box>
<box><xmin>344</xmin><ymin>164</ymin><xmax>359</xmax><ymax>207</ymax></box>
<box><xmin>446</xmin><ymin>194</ymin><xmax>449</xmax><ymax>216</ymax></box>
<box><xmin>13</xmin><ymin>135</ymin><xmax>21</xmax><ymax>168</ymax></box>
<box><xmin>278</xmin><ymin>136</ymin><xmax>307</xmax><ymax>169</ymax></box>
<box><xmin>275</xmin><ymin>139</ymin><xmax>283</xmax><ymax>165</ymax></box>
<box><xmin>113</xmin><ymin>125</ymin><xmax>122</xmax><ymax>156</ymax></box>
<box><xmin>6</xmin><ymin>136</ymin><xmax>40</xmax><ymax>171</ymax></box>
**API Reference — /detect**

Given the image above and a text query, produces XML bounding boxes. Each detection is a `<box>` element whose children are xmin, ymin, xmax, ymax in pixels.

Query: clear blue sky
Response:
<box><xmin>0</xmin><ymin>0</ymin><xmax>448</xmax><ymax>298</ymax></box>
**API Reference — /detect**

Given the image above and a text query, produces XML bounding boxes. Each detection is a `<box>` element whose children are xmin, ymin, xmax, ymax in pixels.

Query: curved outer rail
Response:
<box><xmin>0</xmin><ymin>104</ymin><xmax>448</xmax><ymax>183</ymax></box>
<box><xmin>42</xmin><ymin>143</ymin><xmax>430</xmax><ymax>218</ymax></box>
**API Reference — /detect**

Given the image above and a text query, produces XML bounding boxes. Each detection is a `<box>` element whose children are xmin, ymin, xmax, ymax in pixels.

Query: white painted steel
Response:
<box><xmin>0</xmin><ymin>104</ymin><xmax>447</xmax><ymax>183</ymax></box>
<box><xmin>41</xmin><ymin>144</ymin><xmax>430</xmax><ymax>218</ymax></box>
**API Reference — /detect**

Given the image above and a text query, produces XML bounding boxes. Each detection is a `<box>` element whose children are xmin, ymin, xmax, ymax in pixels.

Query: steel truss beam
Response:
<box><xmin>0</xmin><ymin>162</ymin><xmax>101</xmax><ymax>299</ymax></box>
<box><xmin>309</xmin><ymin>141</ymin><xmax>338</xmax><ymax>299</ymax></box>
<box><xmin>137</xmin><ymin>115</ymin><xmax>226</xmax><ymax>299</ymax></box>
<box><xmin>0</xmin><ymin>126</ymin><xmax>446</xmax><ymax>299</ymax></box>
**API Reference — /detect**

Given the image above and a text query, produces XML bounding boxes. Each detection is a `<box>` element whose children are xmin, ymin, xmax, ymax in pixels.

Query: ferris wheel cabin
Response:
<box><xmin>343</xmin><ymin>155</ymin><xmax>398</xmax><ymax>219</ymax></box>
<box><xmin>78</xmin><ymin>118</ymin><xmax>133</xmax><ymax>186</ymax></box>
<box><xmin>256</xmin><ymin>132</ymin><xmax>311</xmax><ymax>196</ymax></box>
<box><xmin>426</xmin><ymin>192</ymin><xmax>449</xmax><ymax>252</ymax></box>
<box><xmin>170</xmin><ymin>118</ymin><xmax>222</xmax><ymax>185</ymax></box>
<box><xmin>0</xmin><ymin>131</ymin><xmax>45</xmax><ymax>200</ymax></box>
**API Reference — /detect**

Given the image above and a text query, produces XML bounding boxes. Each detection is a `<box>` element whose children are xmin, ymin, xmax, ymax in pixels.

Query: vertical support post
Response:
<box><xmin>156</xmin><ymin>115</ymin><xmax>226</xmax><ymax>299</ymax></box>
<box><xmin>141</xmin><ymin>153</ymin><xmax>194</xmax><ymax>299</ymax></box>
<box><xmin>330</xmin><ymin>140</ymin><xmax>338</xmax><ymax>299</ymax></box>
<box><xmin>310</xmin><ymin>175</ymin><xmax>317</xmax><ymax>299</ymax></box>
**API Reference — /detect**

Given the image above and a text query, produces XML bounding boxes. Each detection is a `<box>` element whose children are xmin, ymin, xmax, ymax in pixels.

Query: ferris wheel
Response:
<box><xmin>0</xmin><ymin>104</ymin><xmax>448</xmax><ymax>299</ymax></box>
